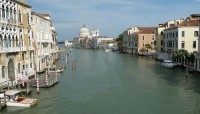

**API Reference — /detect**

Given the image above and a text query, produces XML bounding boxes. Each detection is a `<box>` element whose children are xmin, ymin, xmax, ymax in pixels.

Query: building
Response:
<box><xmin>0</xmin><ymin>0</ymin><xmax>34</xmax><ymax>86</ymax></box>
<box><xmin>74</xmin><ymin>25</ymin><xmax>100</xmax><ymax>49</ymax></box>
<box><xmin>93</xmin><ymin>37</ymin><xmax>114</xmax><ymax>49</ymax></box>
<box><xmin>191</xmin><ymin>14</ymin><xmax>200</xmax><ymax>72</ymax></box>
<box><xmin>123</xmin><ymin>27</ymin><xmax>156</xmax><ymax>54</ymax></box>
<box><xmin>122</xmin><ymin>27</ymin><xmax>140</xmax><ymax>53</ymax></box>
<box><xmin>65</xmin><ymin>40</ymin><xmax>74</xmax><ymax>47</ymax></box>
<box><xmin>31</xmin><ymin>12</ymin><xmax>57</xmax><ymax>73</ymax></box>
<box><xmin>163</xmin><ymin>17</ymin><xmax>199</xmax><ymax>53</ymax></box>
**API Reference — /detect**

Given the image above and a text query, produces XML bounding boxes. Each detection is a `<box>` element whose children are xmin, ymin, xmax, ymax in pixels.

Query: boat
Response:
<box><xmin>49</xmin><ymin>68</ymin><xmax>64</xmax><ymax>73</ymax></box>
<box><xmin>3</xmin><ymin>90</ymin><xmax>37</xmax><ymax>107</ymax></box>
<box><xmin>105</xmin><ymin>49</ymin><xmax>111</xmax><ymax>52</ymax></box>
<box><xmin>160</xmin><ymin>60</ymin><xmax>175</xmax><ymax>68</ymax></box>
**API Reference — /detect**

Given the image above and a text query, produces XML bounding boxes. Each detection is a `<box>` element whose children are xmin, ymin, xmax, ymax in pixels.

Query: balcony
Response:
<box><xmin>29</xmin><ymin>46</ymin><xmax>34</xmax><ymax>51</ymax></box>
<box><xmin>0</xmin><ymin>18</ymin><xmax>16</xmax><ymax>25</ymax></box>
<box><xmin>21</xmin><ymin>46</ymin><xmax>27</xmax><ymax>51</ymax></box>
<box><xmin>0</xmin><ymin>47</ymin><xmax>20</xmax><ymax>53</ymax></box>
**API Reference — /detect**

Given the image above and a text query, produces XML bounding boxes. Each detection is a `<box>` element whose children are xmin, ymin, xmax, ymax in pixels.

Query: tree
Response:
<box><xmin>116</xmin><ymin>34</ymin><xmax>123</xmax><ymax>42</ymax></box>
<box><xmin>145</xmin><ymin>44</ymin><xmax>152</xmax><ymax>51</ymax></box>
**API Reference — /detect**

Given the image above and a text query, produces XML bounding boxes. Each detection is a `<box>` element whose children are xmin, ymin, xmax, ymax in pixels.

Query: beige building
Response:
<box><xmin>0</xmin><ymin>0</ymin><xmax>34</xmax><ymax>85</ymax></box>
<box><xmin>31</xmin><ymin>12</ymin><xmax>58</xmax><ymax>73</ymax></box>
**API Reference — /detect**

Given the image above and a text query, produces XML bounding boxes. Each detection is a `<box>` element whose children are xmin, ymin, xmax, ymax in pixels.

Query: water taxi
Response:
<box><xmin>4</xmin><ymin>90</ymin><xmax>37</xmax><ymax>107</ymax></box>
<box><xmin>161</xmin><ymin>60</ymin><xmax>175</xmax><ymax>68</ymax></box>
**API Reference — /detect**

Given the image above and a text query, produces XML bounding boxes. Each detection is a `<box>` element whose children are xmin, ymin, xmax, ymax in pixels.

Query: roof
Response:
<box><xmin>138</xmin><ymin>27</ymin><xmax>156</xmax><ymax>34</ymax></box>
<box><xmin>5</xmin><ymin>90</ymin><xmax>21</xmax><ymax>96</ymax></box>
<box><xmin>31</xmin><ymin>11</ymin><xmax>51</xmax><ymax>21</ymax></box>
<box><xmin>190</xmin><ymin>14</ymin><xmax>200</xmax><ymax>18</ymax></box>
<box><xmin>178</xmin><ymin>20</ymin><xmax>199</xmax><ymax>26</ymax></box>
<box><xmin>13</xmin><ymin>0</ymin><xmax>32</xmax><ymax>8</ymax></box>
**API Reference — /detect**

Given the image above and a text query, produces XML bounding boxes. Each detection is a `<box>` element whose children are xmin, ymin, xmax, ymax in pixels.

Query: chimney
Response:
<box><xmin>20</xmin><ymin>0</ymin><xmax>26</xmax><ymax>3</ymax></box>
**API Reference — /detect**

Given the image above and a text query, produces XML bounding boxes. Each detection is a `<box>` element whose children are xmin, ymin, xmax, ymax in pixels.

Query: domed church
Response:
<box><xmin>79</xmin><ymin>25</ymin><xmax>90</xmax><ymax>37</ymax></box>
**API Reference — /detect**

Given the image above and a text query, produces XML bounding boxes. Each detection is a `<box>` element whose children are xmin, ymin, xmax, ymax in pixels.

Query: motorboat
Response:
<box><xmin>49</xmin><ymin>68</ymin><xmax>64</xmax><ymax>73</ymax></box>
<box><xmin>160</xmin><ymin>60</ymin><xmax>175</xmax><ymax>68</ymax></box>
<box><xmin>3</xmin><ymin>90</ymin><xmax>37</xmax><ymax>107</ymax></box>
<box><xmin>105</xmin><ymin>49</ymin><xmax>111</xmax><ymax>52</ymax></box>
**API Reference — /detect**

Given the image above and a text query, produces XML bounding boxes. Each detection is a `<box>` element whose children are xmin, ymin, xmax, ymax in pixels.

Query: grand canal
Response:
<box><xmin>2</xmin><ymin>48</ymin><xmax>200</xmax><ymax>114</ymax></box>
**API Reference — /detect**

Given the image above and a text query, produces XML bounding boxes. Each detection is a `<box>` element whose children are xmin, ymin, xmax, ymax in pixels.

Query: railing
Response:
<box><xmin>21</xmin><ymin>46</ymin><xmax>27</xmax><ymax>51</ymax></box>
<box><xmin>0</xmin><ymin>18</ymin><xmax>16</xmax><ymax>25</ymax></box>
<box><xmin>29</xmin><ymin>46</ymin><xmax>34</xmax><ymax>50</ymax></box>
<box><xmin>0</xmin><ymin>47</ymin><xmax>20</xmax><ymax>53</ymax></box>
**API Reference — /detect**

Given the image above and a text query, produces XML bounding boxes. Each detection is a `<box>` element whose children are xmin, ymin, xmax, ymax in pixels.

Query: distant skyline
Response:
<box><xmin>29</xmin><ymin>0</ymin><xmax>200</xmax><ymax>41</ymax></box>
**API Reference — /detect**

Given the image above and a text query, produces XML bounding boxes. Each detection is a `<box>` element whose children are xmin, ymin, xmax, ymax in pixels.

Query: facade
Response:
<box><xmin>0</xmin><ymin>0</ymin><xmax>34</xmax><ymax>85</ymax></box>
<box><xmin>191</xmin><ymin>14</ymin><xmax>200</xmax><ymax>72</ymax></box>
<box><xmin>123</xmin><ymin>27</ymin><xmax>139</xmax><ymax>53</ymax></box>
<box><xmin>123</xmin><ymin>27</ymin><xmax>156</xmax><ymax>54</ymax></box>
<box><xmin>163</xmin><ymin>18</ymin><xmax>199</xmax><ymax>53</ymax></box>
<box><xmin>155</xmin><ymin>24</ymin><xmax>165</xmax><ymax>52</ymax></box>
<box><xmin>65</xmin><ymin>40</ymin><xmax>74</xmax><ymax>47</ymax></box>
<box><xmin>137</xmin><ymin>28</ymin><xmax>156</xmax><ymax>53</ymax></box>
<box><xmin>31</xmin><ymin>12</ymin><xmax>57</xmax><ymax>73</ymax></box>
<box><xmin>93</xmin><ymin>37</ymin><xmax>114</xmax><ymax>49</ymax></box>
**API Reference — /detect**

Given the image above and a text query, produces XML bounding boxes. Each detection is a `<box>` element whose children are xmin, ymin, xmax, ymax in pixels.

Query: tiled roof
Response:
<box><xmin>138</xmin><ymin>27</ymin><xmax>156</xmax><ymax>34</ymax></box>
<box><xmin>178</xmin><ymin>19</ymin><xmax>199</xmax><ymax>27</ymax></box>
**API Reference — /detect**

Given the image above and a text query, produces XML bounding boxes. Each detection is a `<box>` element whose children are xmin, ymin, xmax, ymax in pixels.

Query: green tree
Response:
<box><xmin>145</xmin><ymin>44</ymin><xmax>153</xmax><ymax>51</ymax></box>
<box><xmin>116</xmin><ymin>34</ymin><xmax>123</xmax><ymax>42</ymax></box>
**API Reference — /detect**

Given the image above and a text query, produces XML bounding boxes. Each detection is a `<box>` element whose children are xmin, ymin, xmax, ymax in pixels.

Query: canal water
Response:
<box><xmin>2</xmin><ymin>48</ymin><xmax>200</xmax><ymax>114</ymax></box>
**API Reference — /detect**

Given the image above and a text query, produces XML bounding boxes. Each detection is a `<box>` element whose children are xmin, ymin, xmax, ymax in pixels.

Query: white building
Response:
<box><xmin>65</xmin><ymin>40</ymin><xmax>74</xmax><ymax>47</ymax></box>
<box><xmin>191</xmin><ymin>14</ymin><xmax>200</xmax><ymax>72</ymax></box>
<box><xmin>31</xmin><ymin>12</ymin><xmax>55</xmax><ymax>73</ymax></box>
<box><xmin>123</xmin><ymin>27</ymin><xmax>140</xmax><ymax>53</ymax></box>
<box><xmin>93</xmin><ymin>37</ymin><xmax>114</xmax><ymax>49</ymax></box>
<box><xmin>163</xmin><ymin>18</ymin><xmax>199</xmax><ymax>53</ymax></box>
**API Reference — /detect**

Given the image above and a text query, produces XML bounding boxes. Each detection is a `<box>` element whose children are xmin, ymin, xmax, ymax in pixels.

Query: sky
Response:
<box><xmin>28</xmin><ymin>0</ymin><xmax>200</xmax><ymax>41</ymax></box>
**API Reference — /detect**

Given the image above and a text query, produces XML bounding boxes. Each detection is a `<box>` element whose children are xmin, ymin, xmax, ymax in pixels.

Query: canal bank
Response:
<box><xmin>1</xmin><ymin>48</ymin><xmax>200</xmax><ymax>114</ymax></box>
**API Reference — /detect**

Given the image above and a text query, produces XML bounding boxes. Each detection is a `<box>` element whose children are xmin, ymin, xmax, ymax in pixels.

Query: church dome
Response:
<box><xmin>80</xmin><ymin>25</ymin><xmax>90</xmax><ymax>36</ymax></box>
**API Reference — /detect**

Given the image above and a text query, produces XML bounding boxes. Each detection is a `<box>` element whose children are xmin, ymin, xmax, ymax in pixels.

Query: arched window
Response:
<box><xmin>18</xmin><ymin>63</ymin><xmax>20</xmax><ymax>73</ymax></box>
<box><xmin>18</xmin><ymin>10</ymin><xmax>21</xmax><ymax>23</ymax></box>
<box><xmin>2</xmin><ymin>5</ymin><xmax>5</xmax><ymax>18</ymax></box>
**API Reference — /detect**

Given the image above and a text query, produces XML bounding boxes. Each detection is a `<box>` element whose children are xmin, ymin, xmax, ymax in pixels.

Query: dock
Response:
<box><xmin>0</xmin><ymin>91</ymin><xmax>6</xmax><ymax>110</ymax></box>
<box><xmin>30</xmin><ymin>72</ymin><xmax>59</xmax><ymax>88</ymax></box>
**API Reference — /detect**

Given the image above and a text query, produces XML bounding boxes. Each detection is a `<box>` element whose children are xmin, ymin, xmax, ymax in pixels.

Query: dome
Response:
<box><xmin>80</xmin><ymin>25</ymin><xmax>90</xmax><ymax>36</ymax></box>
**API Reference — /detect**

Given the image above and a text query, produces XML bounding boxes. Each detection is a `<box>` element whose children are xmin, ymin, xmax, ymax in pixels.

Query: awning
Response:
<box><xmin>5</xmin><ymin>90</ymin><xmax>21</xmax><ymax>96</ymax></box>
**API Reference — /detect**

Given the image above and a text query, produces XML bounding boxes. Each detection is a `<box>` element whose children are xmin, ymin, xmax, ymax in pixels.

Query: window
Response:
<box><xmin>19</xmin><ymin>11</ymin><xmax>21</xmax><ymax>23</ymax></box>
<box><xmin>30</xmin><ymin>63</ymin><xmax>32</xmax><ymax>68</ymax></box>
<box><xmin>22</xmin><ymin>54</ymin><xmax>24</xmax><ymax>60</ymax></box>
<box><xmin>193</xmin><ymin>41</ymin><xmax>196</xmax><ymax>48</ymax></box>
<box><xmin>181</xmin><ymin>41</ymin><xmax>185</xmax><ymax>48</ymax></box>
<box><xmin>154</xmin><ymin>41</ymin><xmax>156</xmax><ymax>45</ymax></box>
<box><xmin>182</xmin><ymin>31</ymin><xmax>185</xmax><ymax>37</ymax></box>
<box><xmin>2</xmin><ymin>5</ymin><xmax>5</xmax><ymax>18</ymax></box>
<box><xmin>161</xmin><ymin>40</ymin><xmax>163</xmax><ymax>45</ymax></box>
<box><xmin>142</xmin><ymin>35</ymin><xmax>144</xmax><ymax>40</ymax></box>
<box><xmin>176</xmin><ymin>32</ymin><xmax>178</xmax><ymax>38</ymax></box>
<box><xmin>18</xmin><ymin>63</ymin><xmax>20</xmax><ymax>73</ymax></box>
<box><xmin>194</xmin><ymin>31</ymin><xmax>198</xmax><ymax>37</ymax></box>
<box><xmin>2</xmin><ymin>66</ymin><xmax>5</xmax><ymax>78</ymax></box>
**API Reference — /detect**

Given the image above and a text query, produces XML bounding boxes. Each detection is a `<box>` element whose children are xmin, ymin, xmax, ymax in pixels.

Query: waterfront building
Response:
<box><xmin>0</xmin><ymin>0</ymin><xmax>33</xmax><ymax>86</ymax></box>
<box><xmin>155</xmin><ymin>24</ymin><xmax>165</xmax><ymax>52</ymax></box>
<box><xmin>65</xmin><ymin>40</ymin><xmax>74</xmax><ymax>47</ymax></box>
<box><xmin>93</xmin><ymin>37</ymin><xmax>114</xmax><ymax>49</ymax></box>
<box><xmin>163</xmin><ymin>17</ymin><xmax>198</xmax><ymax>53</ymax></box>
<box><xmin>135</xmin><ymin>27</ymin><xmax>156</xmax><ymax>54</ymax></box>
<box><xmin>122</xmin><ymin>27</ymin><xmax>139</xmax><ymax>53</ymax></box>
<box><xmin>123</xmin><ymin>27</ymin><xmax>156</xmax><ymax>54</ymax></box>
<box><xmin>191</xmin><ymin>14</ymin><xmax>200</xmax><ymax>72</ymax></box>
<box><xmin>74</xmin><ymin>25</ymin><xmax>101</xmax><ymax>49</ymax></box>
<box><xmin>31</xmin><ymin>12</ymin><xmax>57</xmax><ymax>73</ymax></box>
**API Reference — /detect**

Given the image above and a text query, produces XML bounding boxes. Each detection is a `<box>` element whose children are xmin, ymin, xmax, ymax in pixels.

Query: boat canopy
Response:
<box><xmin>5</xmin><ymin>90</ymin><xmax>21</xmax><ymax>96</ymax></box>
